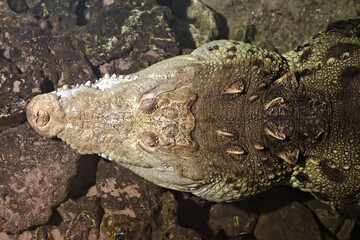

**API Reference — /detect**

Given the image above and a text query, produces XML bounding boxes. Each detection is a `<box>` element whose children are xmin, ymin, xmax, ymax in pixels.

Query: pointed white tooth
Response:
<box><xmin>112</xmin><ymin>74</ymin><xmax>116</xmax><ymax>78</ymax></box>
<box><xmin>85</xmin><ymin>80</ymin><xmax>91</xmax><ymax>86</ymax></box>
<box><xmin>63</xmin><ymin>85</ymin><xmax>69</xmax><ymax>89</ymax></box>
<box><xmin>76</xmin><ymin>83</ymin><xmax>79</xmax><ymax>87</ymax></box>
<box><xmin>104</xmin><ymin>73</ymin><xmax>109</xmax><ymax>78</ymax></box>
<box><xmin>125</xmin><ymin>75</ymin><xmax>130</xmax><ymax>80</ymax></box>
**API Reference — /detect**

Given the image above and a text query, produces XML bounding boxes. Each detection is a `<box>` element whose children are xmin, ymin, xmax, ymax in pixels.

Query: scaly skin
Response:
<box><xmin>27</xmin><ymin>19</ymin><xmax>360</xmax><ymax>216</ymax></box>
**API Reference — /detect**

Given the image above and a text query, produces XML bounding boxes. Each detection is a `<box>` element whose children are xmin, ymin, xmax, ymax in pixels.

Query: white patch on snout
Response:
<box><xmin>54</xmin><ymin>74</ymin><xmax>139</xmax><ymax>98</ymax></box>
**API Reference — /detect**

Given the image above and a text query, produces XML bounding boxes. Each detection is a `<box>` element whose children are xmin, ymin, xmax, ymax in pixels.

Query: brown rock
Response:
<box><xmin>0</xmin><ymin>8</ymin><xmax>95</xmax><ymax>92</ymax></box>
<box><xmin>99</xmin><ymin>214</ymin><xmax>151</xmax><ymax>240</ymax></box>
<box><xmin>95</xmin><ymin>159</ymin><xmax>164</xmax><ymax>222</ymax></box>
<box><xmin>57</xmin><ymin>197</ymin><xmax>102</xmax><ymax>239</ymax></box>
<box><xmin>17</xmin><ymin>226</ymin><xmax>61</xmax><ymax>240</ymax></box>
<box><xmin>0</xmin><ymin>123</ymin><xmax>80</xmax><ymax>233</ymax></box>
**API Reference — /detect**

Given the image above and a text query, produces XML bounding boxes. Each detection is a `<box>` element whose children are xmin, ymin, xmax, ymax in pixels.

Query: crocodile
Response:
<box><xmin>26</xmin><ymin>19</ymin><xmax>360</xmax><ymax>217</ymax></box>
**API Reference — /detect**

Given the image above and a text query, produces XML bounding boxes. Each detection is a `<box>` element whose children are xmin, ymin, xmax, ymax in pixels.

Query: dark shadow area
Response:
<box><xmin>75</xmin><ymin>0</ymin><xmax>88</xmax><ymax>26</ymax></box>
<box><xmin>40</xmin><ymin>75</ymin><xmax>55</xmax><ymax>93</ymax></box>
<box><xmin>83</xmin><ymin>51</ymin><xmax>102</xmax><ymax>78</ymax></box>
<box><xmin>26</xmin><ymin>207</ymin><xmax>62</xmax><ymax>233</ymax></box>
<box><xmin>6</xmin><ymin>0</ymin><xmax>28</xmax><ymax>13</ymax></box>
<box><xmin>173</xmin><ymin>191</ymin><xmax>214</xmax><ymax>239</ymax></box>
<box><xmin>157</xmin><ymin>0</ymin><xmax>192</xmax><ymax>20</ymax></box>
<box><xmin>156</xmin><ymin>0</ymin><xmax>196</xmax><ymax>50</ymax></box>
<box><xmin>210</xmin><ymin>7</ymin><xmax>229</xmax><ymax>40</ymax></box>
<box><xmin>46</xmin><ymin>206</ymin><xmax>63</xmax><ymax>226</ymax></box>
<box><xmin>174</xmin><ymin>185</ymin><xmax>315</xmax><ymax>239</ymax></box>
<box><xmin>238</xmin><ymin>185</ymin><xmax>314</xmax><ymax>214</ymax></box>
<box><xmin>66</xmin><ymin>154</ymin><xmax>99</xmax><ymax>200</ymax></box>
<box><xmin>156</xmin><ymin>0</ymin><xmax>229</xmax><ymax>51</ymax></box>
<box><xmin>352</xmin><ymin>223</ymin><xmax>360</xmax><ymax>240</ymax></box>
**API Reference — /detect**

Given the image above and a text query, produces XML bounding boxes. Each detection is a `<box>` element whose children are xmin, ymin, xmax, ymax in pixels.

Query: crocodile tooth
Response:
<box><xmin>104</xmin><ymin>73</ymin><xmax>109</xmax><ymax>78</ymax></box>
<box><xmin>85</xmin><ymin>81</ymin><xmax>91</xmax><ymax>86</ymax></box>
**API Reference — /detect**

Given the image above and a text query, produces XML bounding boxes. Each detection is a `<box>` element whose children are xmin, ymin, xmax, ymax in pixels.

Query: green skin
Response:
<box><xmin>27</xmin><ymin>19</ymin><xmax>360</xmax><ymax>216</ymax></box>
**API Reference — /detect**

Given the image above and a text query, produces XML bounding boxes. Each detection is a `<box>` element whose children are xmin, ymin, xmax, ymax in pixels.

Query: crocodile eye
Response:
<box><xmin>34</xmin><ymin>108</ymin><xmax>50</xmax><ymax>127</ymax></box>
<box><xmin>138</xmin><ymin>132</ymin><xmax>158</xmax><ymax>152</ymax></box>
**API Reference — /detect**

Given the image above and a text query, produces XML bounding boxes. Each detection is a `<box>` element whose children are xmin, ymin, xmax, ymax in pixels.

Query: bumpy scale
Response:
<box><xmin>27</xmin><ymin>19</ymin><xmax>360</xmax><ymax>217</ymax></box>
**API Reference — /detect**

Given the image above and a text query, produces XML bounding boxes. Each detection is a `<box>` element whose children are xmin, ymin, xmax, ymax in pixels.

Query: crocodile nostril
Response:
<box><xmin>34</xmin><ymin>108</ymin><xmax>50</xmax><ymax>127</ymax></box>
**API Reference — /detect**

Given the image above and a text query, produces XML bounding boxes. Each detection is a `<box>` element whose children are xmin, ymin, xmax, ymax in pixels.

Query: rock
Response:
<box><xmin>254</xmin><ymin>201</ymin><xmax>322</xmax><ymax>240</ymax></box>
<box><xmin>56</xmin><ymin>197</ymin><xmax>102</xmax><ymax>239</ymax></box>
<box><xmin>208</xmin><ymin>203</ymin><xmax>257</xmax><ymax>237</ymax></box>
<box><xmin>17</xmin><ymin>226</ymin><xmax>61</xmax><ymax>240</ymax></box>
<box><xmin>336</xmin><ymin>219</ymin><xmax>356</xmax><ymax>240</ymax></box>
<box><xmin>0</xmin><ymin>92</ymin><xmax>26</xmax><ymax>132</ymax></box>
<box><xmin>0</xmin><ymin>232</ymin><xmax>12</xmax><ymax>240</ymax></box>
<box><xmin>228</xmin><ymin>24</ymin><xmax>278</xmax><ymax>52</ymax></box>
<box><xmin>81</xmin><ymin>0</ymin><xmax>179</xmax><ymax>73</ymax></box>
<box><xmin>229</xmin><ymin>24</ymin><xmax>257</xmax><ymax>43</ymax></box>
<box><xmin>0</xmin><ymin>5</ymin><xmax>48</xmax><ymax>59</ymax></box>
<box><xmin>99</xmin><ymin>214</ymin><xmax>151</xmax><ymax>240</ymax></box>
<box><xmin>0</xmin><ymin>34</ymin><xmax>95</xmax><ymax>89</ymax></box>
<box><xmin>0</xmin><ymin>123</ymin><xmax>80</xmax><ymax>233</ymax></box>
<box><xmin>26</xmin><ymin>0</ymin><xmax>79</xmax><ymax>32</ymax></box>
<box><xmin>0</xmin><ymin>70</ymin><xmax>50</xmax><ymax>100</ymax></box>
<box><xmin>15</xmin><ymin>196</ymin><xmax>102</xmax><ymax>239</ymax></box>
<box><xmin>94</xmin><ymin>161</ymin><xmax>201</xmax><ymax>239</ymax></box>
<box><xmin>0</xmin><ymin>8</ymin><xmax>95</xmax><ymax>92</ymax></box>
<box><xmin>158</xmin><ymin>0</ymin><xmax>220</xmax><ymax>49</ymax></box>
